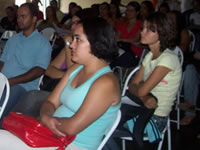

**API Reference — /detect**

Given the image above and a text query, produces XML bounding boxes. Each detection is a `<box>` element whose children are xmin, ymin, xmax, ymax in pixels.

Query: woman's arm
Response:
<box><xmin>55</xmin><ymin>73</ymin><xmax>121</xmax><ymax>136</ymax></box>
<box><xmin>129</xmin><ymin>65</ymin><xmax>171</xmax><ymax>97</ymax></box>
<box><xmin>129</xmin><ymin>65</ymin><xmax>171</xmax><ymax>108</ymax></box>
<box><xmin>119</xmin><ymin>29</ymin><xmax>141</xmax><ymax>45</ymax></box>
<box><xmin>40</xmin><ymin>64</ymin><xmax>78</xmax><ymax>136</ymax></box>
<box><xmin>45</xmin><ymin>49</ymin><xmax>66</xmax><ymax>79</ymax></box>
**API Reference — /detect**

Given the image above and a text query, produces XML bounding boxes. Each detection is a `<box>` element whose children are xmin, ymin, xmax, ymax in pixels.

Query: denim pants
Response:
<box><xmin>12</xmin><ymin>90</ymin><xmax>50</xmax><ymax>117</ymax></box>
<box><xmin>0</xmin><ymin>84</ymin><xmax>26</xmax><ymax>123</ymax></box>
<box><xmin>184</xmin><ymin>64</ymin><xmax>200</xmax><ymax>116</ymax></box>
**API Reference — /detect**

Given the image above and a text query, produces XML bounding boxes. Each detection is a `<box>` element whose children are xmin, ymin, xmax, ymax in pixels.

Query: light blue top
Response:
<box><xmin>0</xmin><ymin>29</ymin><xmax>52</xmax><ymax>91</ymax></box>
<box><xmin>53</xmin><ymin>65</ymin><xmax>121</xmax><ymax>150</ymax></box>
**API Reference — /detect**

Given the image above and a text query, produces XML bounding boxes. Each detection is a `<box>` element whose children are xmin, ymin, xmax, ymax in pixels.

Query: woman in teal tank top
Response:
<box><xmin>39</xmin><ymin>17</ymin><xmax>121</xmax><ymax>150</ymax></box>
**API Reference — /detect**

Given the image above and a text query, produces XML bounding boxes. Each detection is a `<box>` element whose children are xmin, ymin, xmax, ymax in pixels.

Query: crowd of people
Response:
<box><xmin>0</xmin><ymin>0</ymin><xmax>199</xmax><ymax>149</ymax></box>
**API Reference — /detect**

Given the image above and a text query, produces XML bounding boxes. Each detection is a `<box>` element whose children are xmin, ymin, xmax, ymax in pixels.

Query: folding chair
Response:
<box><xmin>120</xmin><ymin>66</ymin><xmax>171</xmax><ymax>150</ymax></box>
<box><xmin>0</xmin><ymin>72</ymin><xmax>10</xmax><ymax>119</ymax></box>
<box><xmin>170</xmin><ymin>46</ymin><xmax>184</xmax><ymax>130</ymax></box>
<box><xmin>0</xmin><ymin>30</ymin><xmax>16</xmax><ymax>55</ymax></box>
<box><xmin>40</xmin><ymin>27</ymin><xmax>57</xmax><ymax>48</ymax></box>
<box><xmin>97</xmin><ymin>110</ymin><xmax>121</xmax><ymax>150</ymax></box>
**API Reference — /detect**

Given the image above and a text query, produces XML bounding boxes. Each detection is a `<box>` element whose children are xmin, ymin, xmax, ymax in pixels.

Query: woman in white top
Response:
<box><xmin>128</xmin><ymin>12</ymin><xmax>182</xmax><ymax>130</ymax></box>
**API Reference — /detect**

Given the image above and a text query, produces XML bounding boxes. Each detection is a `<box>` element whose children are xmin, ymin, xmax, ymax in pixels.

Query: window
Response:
<box><xmin>15</xmin><ymin>0</ymin><xmax>26</xmax><ymax>6</ymax></box>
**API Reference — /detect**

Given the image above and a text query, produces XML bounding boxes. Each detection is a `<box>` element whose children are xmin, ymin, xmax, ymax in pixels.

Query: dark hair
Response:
<box><xmin>20</xmin><ymin>3</ymin><xmax>38</xmax><ymax>17</ymax></box>
<box><xmin>110</xmin><ymin>2</ymin><xmax>121</xmax><ymax>18</ymax></box>
<box><xmin>145</xmin><ymin>12</ymin><xmax>177</xmax><ymax>52</ymax></box>
<box><xmin>127</xmin><ymin>1</ymin><xmax>140</xmax><ymax>12</ymax></box>
<box><xmin>141</xmin><ymin>1</ymin><xmax>154</xmax><ymax>14</ymax></box>
<box><xmin>159</xmin><ymin>2</ymin><xmax>170</xmax><ymax>13</ymax></box>
<box><xmin>69</xmin><ymin>2</ymin><xmax>77</xmax><ymax>7</ymax></box>
<box><xmin>74</xmin><ymin>8</ymin><xmax>98</xmax><ymax>20</ymax></box>
<box><xmin>78</xmin><ymin>17</ymin><xmax>118</xmax><ymax>62</ymax></box>
<box><xmin>45</xmin><ymin>6</ymin><xmax>57</xmax><ymax>21</ymax></box>
<box><xmin>6</xmin><ymin>6</ymin><xmax>15</xmax><ymax>12</ymax></box>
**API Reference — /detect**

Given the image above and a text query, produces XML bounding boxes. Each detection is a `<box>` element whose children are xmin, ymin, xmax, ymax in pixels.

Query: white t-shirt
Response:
<box><xmin>142</xmin><ymin>49</ymin><xmax>182</xmax><ymax>116</ymax></box>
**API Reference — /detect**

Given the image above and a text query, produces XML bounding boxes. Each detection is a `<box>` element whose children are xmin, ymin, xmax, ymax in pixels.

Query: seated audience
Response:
<box><xmin>99</xmin><ymin>2</ymin><xmax>113</xmax><ymax>25</ymax></box>
<box><xmin>0</xmin><ymin>3</ymin><xmax>51</xmax><ymax>120</ymax></box>
<box><xmin>158</xmin><ymin>2</ymin><xmax>170</xmax><ymax>14</ymax></box>
<box><xmin>32</xmin><ymin>0</ymin><xmax>43</xmax><ymax>20</ymax></box>
<box><xmin>180</xmin><ymin>52</ymin><xmax>200</xmax><ymax>125</ymax></box>
<box><xmin>110</xmin><ymin>2</ymin><xmax>123</xmax><ymax>28</ymax></box>
<box><xmin>11</xmin><ymin>8</ymin><xmax>100</xmax><ymax>118</ymax></box>
<box><xmin>167</xmin><ymin>10</ymin><xmax>190</xmax><ymax>53</ymax></box>
<box><xmin>37</xmin><ymin>6</ymin><xmax>59</xmax><ymax>31</ymax></box>
<box><xmin>140</xmin><ymin>0</ymin><xmax>154</xmax><ymax>21</ymax></box>
<box><xmin>0</xmin><ymin>17</ymin><xmax>121</xmax><ymax>150</ymax></box>
<box><xmin>0</xmin><ymin>6</ymin><xmax>17</xmax><ymax>31</ymax></box>
<box><xmin>106</xmin><ymin>12</ymin><xmax>182</xmax><ymax>150</ymax></box>
<box><xmin>110</xmin><ymin>1</ymin><xmax>143</xmax><ymax>68</ymax></box>
<box><xmin>50</xmin><ymin>0</ymin><xmax>65</xmax><ymax>22</ymax></box>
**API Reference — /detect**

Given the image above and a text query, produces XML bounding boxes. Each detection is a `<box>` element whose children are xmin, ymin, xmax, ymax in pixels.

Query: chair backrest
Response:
<box><xmin>38</xmin><ymin>75</ymin><xmax>44</xmax><ymax>90</ymax></box>
<box><xmin>188</xmin><ymin>30</ymin><xmax>196</xmax><ymax>52</ymax></box>
<box><xmin>122</xmin><ymin>66</ymin><xmax>140</xmax><ymax>96</ymax></box>
<box><xmin>0</xmin><ymin>73</ymin><xmax>10</xmax><ymax>119</ymax></box>
<box><xmin>0</xmin><ymin>30</ymin><xmax>16</xmax><ymax>41</ymax></box>
<box><xmin>138</xmin><ymin>48</ymin><xmax>149</xmax><ymax>66</ymax></box>
<box><xmin>97</xmin><ymin>110</ymin><xmax>121</xmax><ymax>150</ymax></box>
<box><xmin>173</xmin><ymin>46</ymin><xmax>184</xmax><ymax>67</ymax></box>
<box><xmin>40</xmin><ymin>27</ymin><xmax>56</xmax><ymax>41</ymax></box>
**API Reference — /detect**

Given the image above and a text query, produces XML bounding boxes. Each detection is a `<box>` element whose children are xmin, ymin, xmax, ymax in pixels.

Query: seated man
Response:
<box><xmin>0</xmin><ymin>2</ymin><xmax>52</xmax><ymax>119</ymax></box>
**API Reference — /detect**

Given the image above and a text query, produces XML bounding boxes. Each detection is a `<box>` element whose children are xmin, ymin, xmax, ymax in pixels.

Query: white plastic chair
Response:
<box><xmin>40</xmin><ymin>28</ymin><xmax>56</xmax><ymax>47</ymax></box>
<box><xmin>188</xmin><ymin>30</ymin><xmax>196</xmax><ymax>52</ymax></box>
<box><xmin>171</xmin><ymin>46</ymin><xmax>184</xmax><ymax>130</ymax></box>
<box><xmin>0</xmin><ymin>30</ymin><xmax>16</xmax><ymax>55</ymax></box>
<box><xmin>97</xmin><ymin>110</ymin><xmax>121</xmax><ymax>150</ymax></box>
<box><xmin>112</xmin><ymin>48</ymin><xmax>148</xmax><ymax>89</ymax></box>
<box><xmin>0</xmin><ymin>30</ymin><xmax>16</xmax><ymax>41</ymax></box>
<box><xmin>120</xmin><ymin>66</ymin><xmax>171</xmax><ymax>150</ymax></box>
<box><xmin>0</xmin><ymin>72</ymin><xmax>10</xmax><ymax>119</ymax></box>
<box><xmin>37</xmin><ymin>75</ymin><xmax>44</xmax><ymax>90</ymax></box>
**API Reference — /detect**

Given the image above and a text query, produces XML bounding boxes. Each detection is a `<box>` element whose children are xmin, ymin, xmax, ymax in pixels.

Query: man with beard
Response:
<box><xmin>0</xmin><ymin>2</ymin><xmax>51</xmax><ymax>120</ymax></box>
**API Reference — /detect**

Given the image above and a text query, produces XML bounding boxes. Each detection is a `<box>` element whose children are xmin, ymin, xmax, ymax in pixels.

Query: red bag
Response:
<box><xmin>2</xmin><ymin>112</ymin><xmax>75</xmax><ymax>150</ymax></box>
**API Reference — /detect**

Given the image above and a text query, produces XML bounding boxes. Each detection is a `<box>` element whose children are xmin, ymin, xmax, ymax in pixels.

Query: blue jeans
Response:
<box><xmin>103</xmin><ymin>107</ymin><xmax>168</xmax><ymax>150</ymax></box>
<box><xmin>184</xmin><ymin>64</ymin><xmax>200</xmax><ymax>116</ymax></box>
<box><xmin>0</xmin><ymin>84</ymin><xmax>26</xmax><ymax>122</ymax></box>
<box><xmin>12</xmin><ymin>90</ymin><xmax>50</xmax><ymax>117</ymax></box>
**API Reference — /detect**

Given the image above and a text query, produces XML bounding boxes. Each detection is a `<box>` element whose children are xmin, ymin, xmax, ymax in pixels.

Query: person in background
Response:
<box><xmin>60</xmin><ymin>2</ymin><xmax>77</xmax><ymax>25</ymax></box>
<box><xmin>140</xmin><ymin>0</ymin><xmax>154</xmax><ymax>21</ymax></box>
<box><xmin>50</xmin><ymin>0</ymin><xmax>65</xmax><ymax>23</ymax></box>
<box><xmin>0</xmin><ymin>6</ymin><xmax>17</xmax><ymax>31</ymax></box>
<box><xmin>37</xmin><ymin>6</ymin><xmax>59</xmax><ymax>31</ymax></box>
<box><xmin>167</xmin><ymin>10</ymin><xmax>190</xmax><ymax>53</ymax></box>
<box><xmin>0</xmin><ymin>17</ymin><xmax>121</xmax><ymax>150</ymax></box>
<box><xmin>32</xmin><ymin>0</ymin><xmax>43</xmax><ymax>20</ymax></box>
<box><xmin>110</xmin><ymin>2</ymin><xmax>123</xmax><ymax>28</ymax></box>
<box><xmin>158</xmin><ymin>2</ymin><xmax>170</xmax><ymax>14</ymax></box>
<box><xmin>99</xmin><ymin>2</ymin><xmax>113</xmax><ymax>25</ymax></box>
<box><xmin>110</xmin><ymin>1</ymin><xmax>142</xmax><ymax>68</ymax></box>
<box><xmin>0</xmin><ymin>2</ymin><xmax>51</xmax><ymax>121</ymax></box>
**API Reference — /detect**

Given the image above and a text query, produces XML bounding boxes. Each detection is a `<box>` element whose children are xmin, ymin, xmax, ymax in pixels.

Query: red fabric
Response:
<box><xmin>2</xmin><ymin>112</ymin><xmax>75</xmax><ymax>150</ymax></box>
<box><xmin>116</xmin><ymin>20</ymin><xmax>143</xmax><ymax>56</ymax></box>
